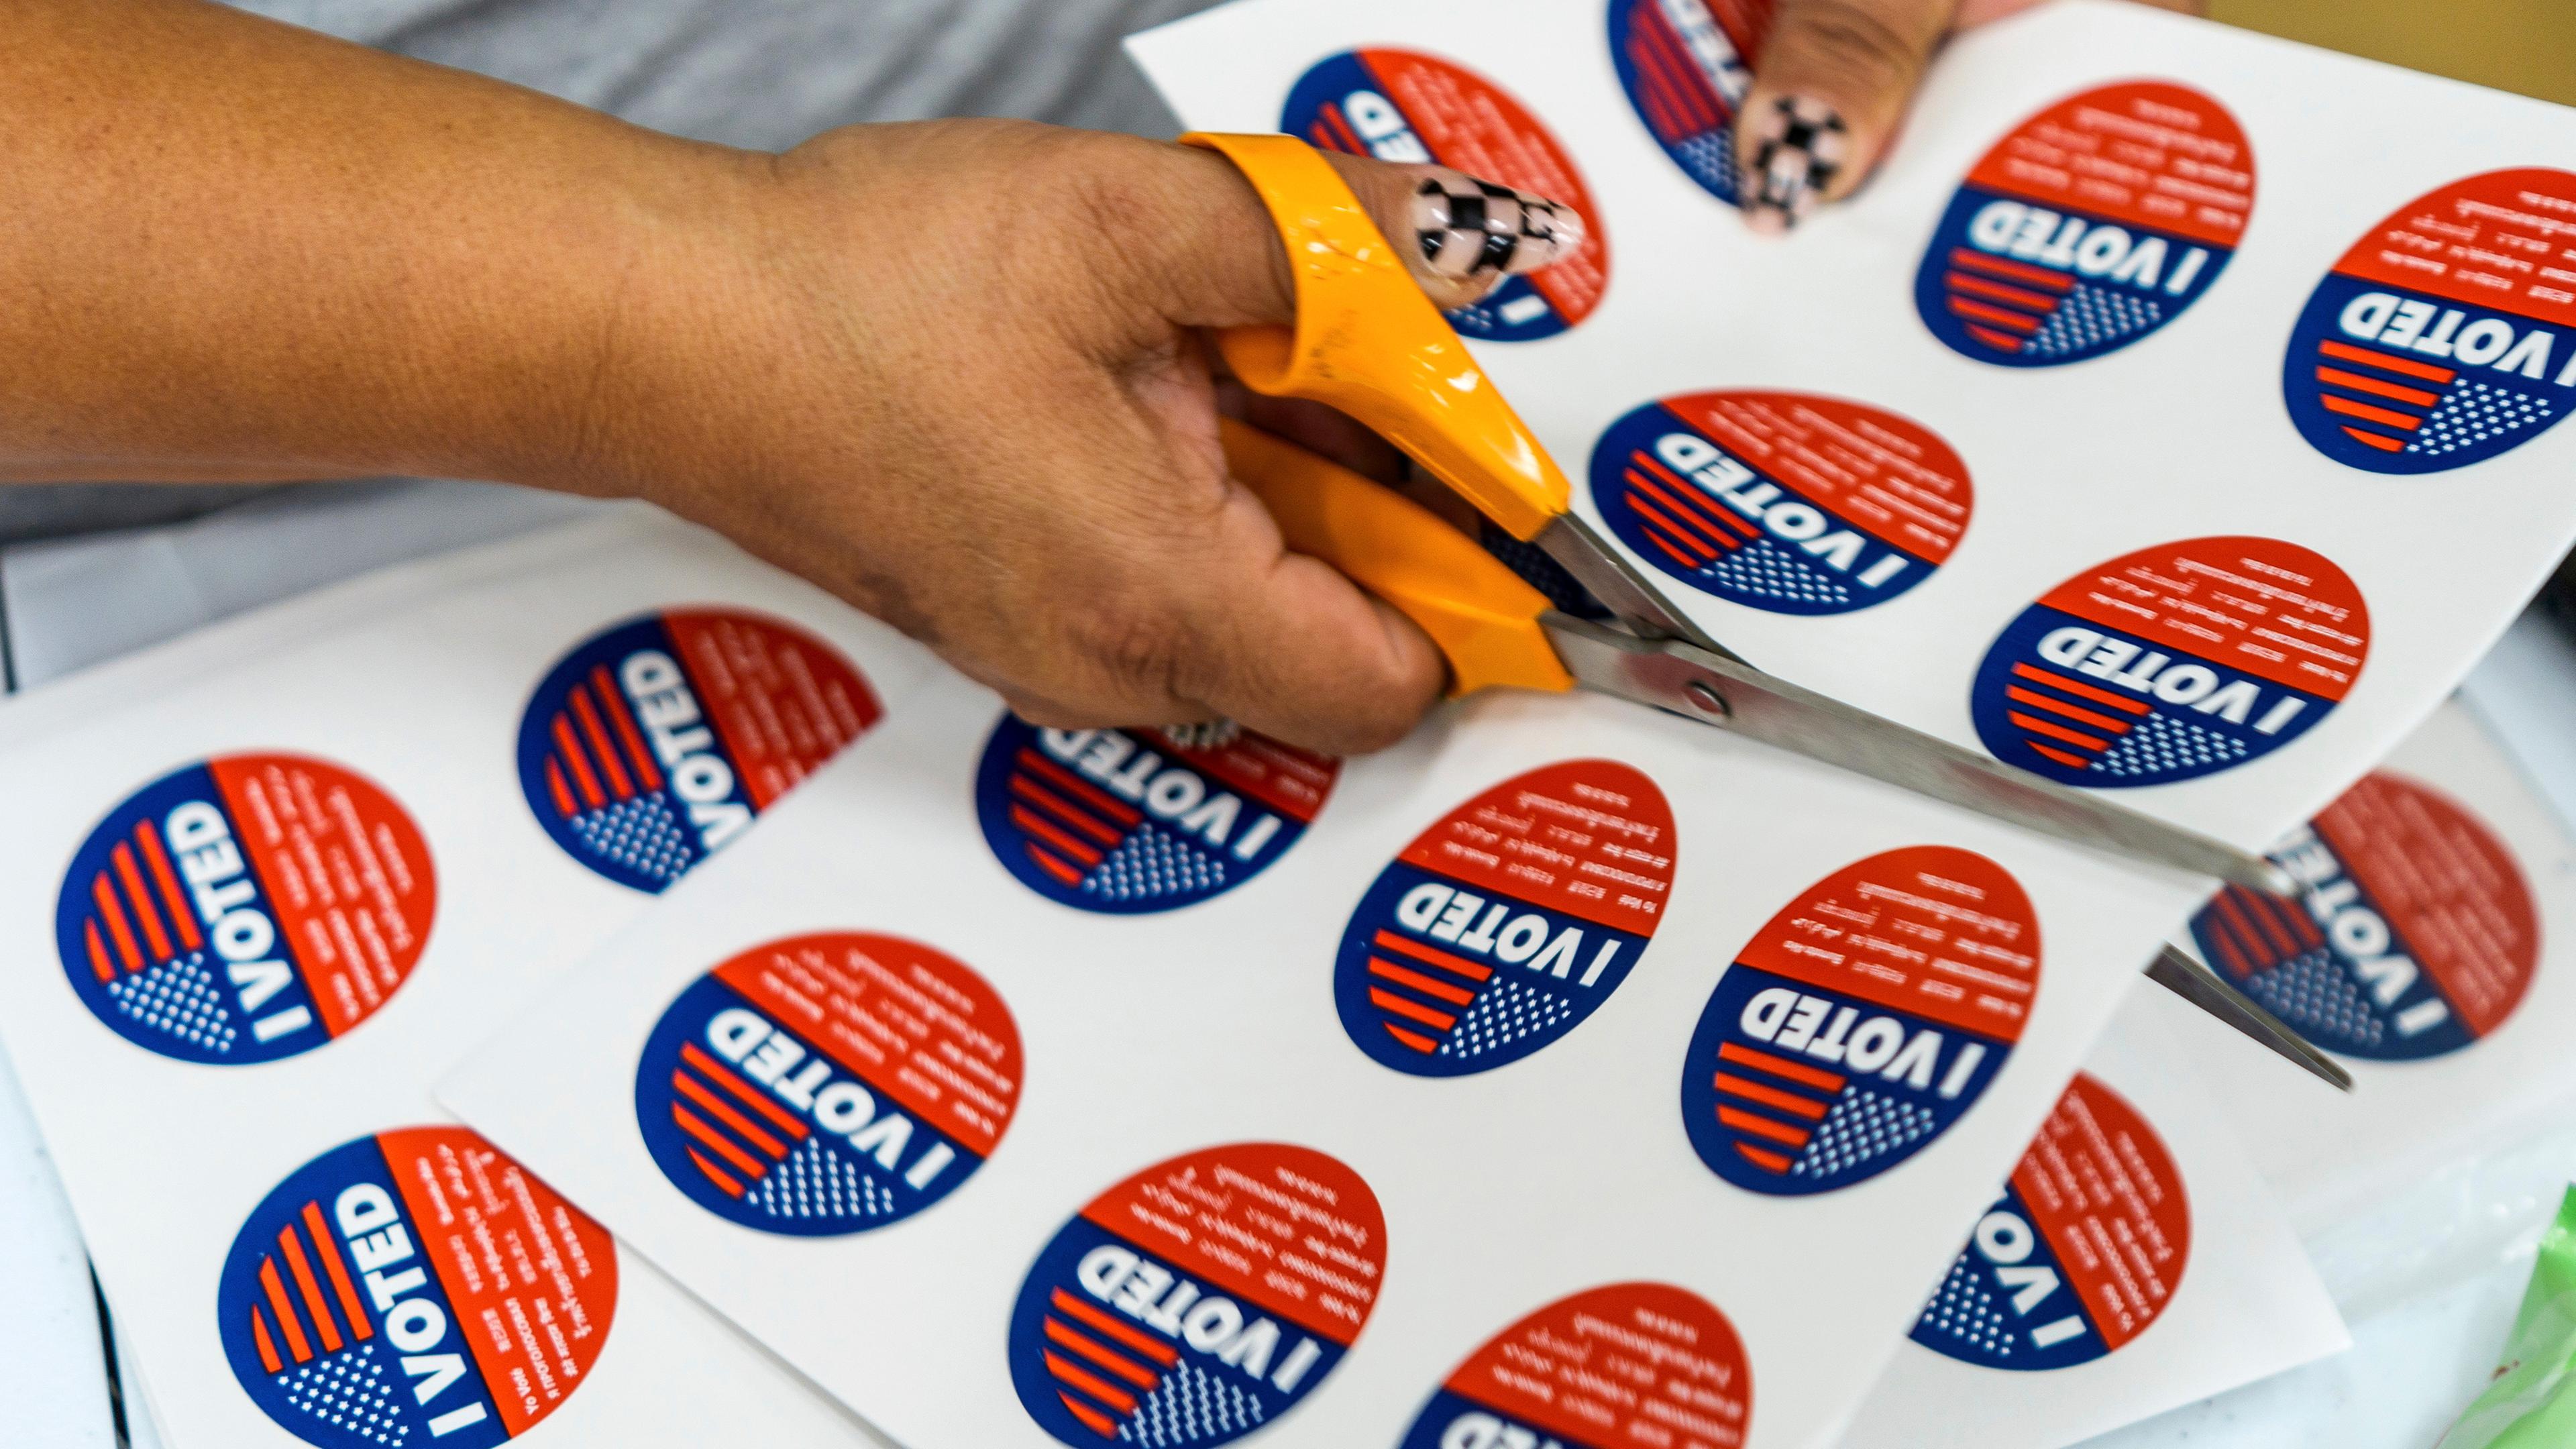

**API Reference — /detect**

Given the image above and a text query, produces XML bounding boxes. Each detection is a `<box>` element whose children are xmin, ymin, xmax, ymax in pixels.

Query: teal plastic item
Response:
<box><xmin>2441</xmin><ymin>1187</ymin><xmax>2576</xmax><ymax>1447</ymax></box>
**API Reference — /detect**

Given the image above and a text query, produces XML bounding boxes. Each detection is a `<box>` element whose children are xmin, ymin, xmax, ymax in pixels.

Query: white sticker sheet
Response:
<box><xmin>0</xmin><ymin>510</ymin><xmax>936</xmax><ymax>1449</ymax></box>
<box><xmin>1835</xmin><ymin>984</ymin><xmax>2348</xmax><ymax>1449</ymax></box>
<box><xmin>1126</xmin><ymin>0</ymin><xmax>2576</xmax><ymax>855</ymax></box>
<box><xmin>2174</xmin><ymin>700</ymin><xmax>2576</xmax><ymax>1230</ymax></box>
<box><xmin>441</xmin><ymin>668</ymin><xmax>2215</xmax><ymax>1449</ymax></box>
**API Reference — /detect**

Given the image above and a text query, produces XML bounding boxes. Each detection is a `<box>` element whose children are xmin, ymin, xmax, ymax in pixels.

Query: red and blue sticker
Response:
<box><xmin>1972</xmin><ymin>537</ymin><xmax>2369</xmax><ymax>788</ymax></box>
<box><xmin>2285</xmin><ymin>169</ymin><xmax>2576</xmax><ymax>472</ymax></box>
<box><xmin>56</xmin><ymin>754</ymin><xmax>435</xmax><ymax>1065</ymax></box>
<box><xmin>1284</xmin><ymin>48</ymin><xmax>1609</xmax><ymax>341</ymax></box>
<box><xmin>1913</xmin><ymin>1073</ymin><xmax>2190</xmax><ymax>1371</ymax></box>
<box><xmin>1395</xmin><ymin>1282</ymin><xmax>1751</xmax><ymax>1449</ymax></box>
<box><xmin>1334</xmin><ymin>760</ymin><xmax>1673</xmax><ymax>1076</ymax></box>
<box><xmin>1589</xmin><ymin>390</ymin><xmax>1973</xmax><ymax>614</ymax></box>
<box><xmin>217</xmin><ymin>1126</ymin><xmax>616</xmax><ymax>1447</ymax></box>
<box><xmin>635</xmin><ymin>932</ymin><xmax>1020</xmax><ymax>1235</ymax></box>
<box><xmin>1607</xmin><ymin>0</ymin><xmax>1776</xmax><ymax>207</ymax></box>
<box><xmin>976</xmin><ymin>718</ymin><xmax>1337</xmax><ymax>914</ymax></box>
<box><xmin>1684</xmin><ymin>847</ymin><xmax>2039</xmax><ymax>1195</ymax></box>
<box><xmin>517</xmin><ymin>608</ymin><xmax>881</xmax><ymax>893</ymax></box>
<box><xmin>1007</xmin><ymin>1142</ymin><xmax>1384</xmax><ymax>1448</ymax></box>
<box><xmin>1918</xmin><ymin>83</ymin><xmax>2254</xmax><ymax>366</ymax></box>
<box><xmin>2195</xmin><ymin>771</ymin><xmax>2538</xmax><ymax>1060</ymax></box>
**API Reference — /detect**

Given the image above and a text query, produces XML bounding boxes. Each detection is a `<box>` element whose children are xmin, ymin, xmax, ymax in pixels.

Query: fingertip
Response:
<box><xmin>1317</xmin><ymin>149</ymin><xmax>1587</xmax><ymax>310</ymax></box>
<box><xmin>1736</xmin><ymin>92</ymin><xmax>1856</xmax><ymax>234</ymax></box>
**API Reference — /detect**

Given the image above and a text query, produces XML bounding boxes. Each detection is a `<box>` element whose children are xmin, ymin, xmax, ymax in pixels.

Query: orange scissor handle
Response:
<box><xmin>1182</xmin><ymin>131</ymin><xmax>1573</xmax><ymax>544</ymax></box>
<box><xmin>1219</xmin><ymin>418</ymin><xmax>1574</xmax><ymax>698</ymax></box>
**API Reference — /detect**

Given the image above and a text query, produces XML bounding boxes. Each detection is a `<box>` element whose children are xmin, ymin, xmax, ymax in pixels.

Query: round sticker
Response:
<box><xmin>2194</xmin><ymin>771</ymin><xmax>2538</xmax><ymax>1059</ymax></box>
<box><xmin>1683</xmin><ymin>847</ymin><xmax>2039</xmax><ymax>1195</ymax></box>
<box><xmin>56</xmin><ymin>754</ymin><xmax>435</xmax><ymax>1065</ymax></box>
<box><xmin>1395</xmin><ymin>1281</ymin><xmax>1752</xmax><ymax>1449</ymax></box>
<box><xmin>2284</xmin><ymin>168</ymin><xmax>2576</xmax><ymax>472</ymax></box>
<box><xmin>1589</xmin><ymin>390</ymin><xmax>1974</xmax><ymax>614</ymax></box>
<box><xmin>1334</xmin><ymin>760</ymin><xmax>1674</xmax><ymax>1075</ymax></box>
<box><xmin>217</xmin><ymin>1126</ymin><xmax>616</xmax><ymax>1447</ymax></box>
<box><xmin>1970</xmin><ymin>537</ymin><xmax>2369</xmax><ymax>788</ymax></box>
<box><xmin>975</xmin><ymin>718</ymin><xmax>1338</xmax><ymax>914</ymax></box>
<box><xmin>517</xmin><ymin>608</ymin><xmax>881</xmax><ymax>893</ymax></box>
<box><xmin>1283</xmin><ymin>48</ymin><xmax>1610</xmax><ymax>341</ymax></box>
<box><xmin>1606</xmin><ymin>0</ymin><xmax>1778</xmax><ymax>205</ymax></box>
<box><xmin>635</xmin><ymin>932</ymin><xmax>1020</xmax><ymax>1236</ymax></box>
<box><xmin>1917</xmin><ymin>82</ymin><xmax>2254</xmax><ymax>366</ymax></box>
<box><xmin>1007</xmin><ymin>1142</ymin><xmax>1385</xmax><ymax>1448</ymax></box>
<box><xmin>1913</xmin><ymin>1073</ymin><xmax>2189</xmax><ymax>1370</ymax></box>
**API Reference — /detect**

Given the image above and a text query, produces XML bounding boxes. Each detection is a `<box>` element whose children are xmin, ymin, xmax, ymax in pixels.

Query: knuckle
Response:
<box><xmin>1069</xmin><ymin>598</ymin><xmax>1205</xmax><ymax>707</ymax></box>
<box><xmin>1776</xmin><ymin>0</ymin><xmax>1938</xmax><ymax>93</ymax></box>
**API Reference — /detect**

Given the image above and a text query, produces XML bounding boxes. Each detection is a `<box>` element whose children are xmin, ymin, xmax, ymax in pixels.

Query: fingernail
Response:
<box><xmin>1163</xmin><ymin>720</ymin><xmax>1240</xmax><ymax>751</ymax></box>
<box><xmin>1409</xmin><ymin>168</ymin><xmax>1587</xmax><ymax>282</ymax></box>
<box><xmin>1743</xmin><ymin>96</ymin><xmax>1850</xmax><ymax>234</ymax></box>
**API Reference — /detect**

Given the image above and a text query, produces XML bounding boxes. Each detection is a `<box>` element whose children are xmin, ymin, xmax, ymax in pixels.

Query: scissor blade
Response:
<box><xmin>1533</xmin><ymin>514</ymin><xmax>1743</xmax><ymax>661</ymax></box>
<box><xmin>2147</xmin><ymin>944</ymin><xmax>2353</xmax><ymax>1091</ymax></box>
<box><xmin>1540</xmin><ymin>612</ymin><xmax>2296</xmax><ymax>898</ymax></box>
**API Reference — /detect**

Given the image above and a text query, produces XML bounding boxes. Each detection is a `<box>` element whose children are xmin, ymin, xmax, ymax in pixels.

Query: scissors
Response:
<box><xmin>1182</xmin><ymin>131</ymin><xmax>2350</xmax><ymax>1092</ymax></box>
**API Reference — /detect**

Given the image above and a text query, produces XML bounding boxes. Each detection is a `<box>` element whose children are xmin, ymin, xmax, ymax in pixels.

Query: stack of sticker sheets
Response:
<box><xmin>5</xmin><ymin>2</ymin><xmax>2576</xmax><ymax>1448</ymax></box>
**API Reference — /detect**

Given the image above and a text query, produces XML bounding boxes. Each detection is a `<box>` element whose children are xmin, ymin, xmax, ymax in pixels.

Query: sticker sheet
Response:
<box><xmin>2174</xmin><ymin>700</ymin><xmax>2576</xmax><ymax>1228</ymax></box>
<box><xmin>0</xmin><ymin>510</ymin><xmax>938</xmax><ymax>1449</ymax></box>
<box><xmin>1127</xmin><ymin>0</ymin><xmax>2576</xmax><ymax>853</ymax></box>
<box><xmin>439</xmin><ymin>671</ymin><xmax>2216</xmax><ymax>1449</ymax></box>
<box><xmin>1835</xmin><ymin>985</ymin><xmax>2348</xmax><ymax>1449</ymax></box>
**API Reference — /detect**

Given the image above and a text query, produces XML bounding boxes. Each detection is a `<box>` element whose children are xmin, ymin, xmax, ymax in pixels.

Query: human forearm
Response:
<box><xmin>0</xmin><ymin>0</ymin><xmax>743</xmax><ymax>488</ymax></box>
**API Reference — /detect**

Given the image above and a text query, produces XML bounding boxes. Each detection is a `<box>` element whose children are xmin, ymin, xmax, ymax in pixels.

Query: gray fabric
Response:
<box><xmin>7</xmin><ymin>0</ymin><xmax>1218</xmax><ymax>544</ymax></box>
<box><xmin>227</xmin><ymin>0</ymin><xmax>1216</xmax><ymax>145</ymax></box>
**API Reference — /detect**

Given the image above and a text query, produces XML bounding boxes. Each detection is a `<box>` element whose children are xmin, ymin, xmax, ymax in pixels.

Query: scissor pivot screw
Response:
<box><xmin>1684</xmin><ymin>680</ymin><xmax>1730</xmax><ymax>718</ymax></box>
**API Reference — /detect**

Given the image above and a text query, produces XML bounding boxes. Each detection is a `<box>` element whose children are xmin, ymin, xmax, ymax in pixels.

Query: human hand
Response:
<box><xmin>1735</xmin><ymin>0</ymin><xmax>2208</xmax><ymax>232</ymax></box>
<box><xmin>577</xmin><ymin>120</ymin><xmax>1587</xmax><ymax>756</ymax></box>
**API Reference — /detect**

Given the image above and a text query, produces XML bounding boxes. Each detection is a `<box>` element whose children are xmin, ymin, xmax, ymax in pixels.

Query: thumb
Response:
<box><xmin>1734</xmin><ymin>0</ymin><xmax>1958</xmax><ymax>232</ymax></box>
<box><xmin>1130</xmin><ymin>137</ymin><xmax>1587</xmax><ymax>325</ymax></box>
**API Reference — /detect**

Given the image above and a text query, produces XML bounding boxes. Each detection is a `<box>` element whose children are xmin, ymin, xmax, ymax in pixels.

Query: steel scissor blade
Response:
<box><xmin>1540</xmin><ymin>612</ymin><xmax>2296</xmax><ymax>898</ymax></box>
<box><xmin>2147</xmin><ymin>944</ymin><xmax>2352</xmax><ymax>1091</ymax></box>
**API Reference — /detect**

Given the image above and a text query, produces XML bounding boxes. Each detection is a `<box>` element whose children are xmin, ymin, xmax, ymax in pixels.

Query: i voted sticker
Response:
<box><xmin>1606</xmin><ymin>0</ymin><xmax>1777</xmax><ymax>205</ymax></box>
<box><xmin>1684</xmin><ymin>847</ymin><xmax>2039</xmax><ymax>1195</ymax></box>
<box><xmin>1007</xmin><ymin>1142</ymin><xmax>1384</xmax><ymax>1448</ymax></box>
<box><xmin>635</xmin><ymin>932</ymin><xmax>1020</xmax><ymax>1235</ymax></box>
<box><xmin>58</xmin><ymin>754</ymin><xmax>435</xmax><ymax>1065</ymax></box>
<box><xmin>1335</xmin><ymin>760</ymin><xmax>1673</xmax><ymax>1075</ymax></box>
<box><xmin>518</xmin><ymin>608</ymin><xmax>881</xmax><ymax>893</ymax></box>
<box><xmin>976</xmin><ymin>718</ymin><xmax>1337</xmax><ymax>914</ymax></box>
<box><xmin>1918</xmin><ymin>82</ymin><xmax>2253</xmax><ymax>366</ymax></box>
<box><xmin>1972</xmin><ymin>537</ymin><xmax>2369</xmax><ymax>788</ymax></box>
<box><xmin>2285</xmin><ymin>169</ymin><xmax>2576</xmax><ymax>472</ymax></box>
<box><xmin>217</xmin><ymin>1126</ymin><xmax>616</xmax><ymax>1447</ymax></box>
<box><xmin>1284</xmin><ymin>48</ymin><xmax>1609</xmax><ymax>340</ymax></box>
<box><xmin>2195</xmin><ymin>771</ymin><xmax>2538</xmax><ymax>1059</ymax></box>
<box><xmin>1395</xmin><ymin>1282</ymin><xmax>1751</xmax><ymax>1449</ymax></box>
<box><xmin>1914</xmin><ymin>1073</ymin><xmax>2189</xmax><ymax>1370</ymax></box>
<box><xmin>1590</xmin><ymin>390</ymin><xmax>1973</xmax><ymax>614</ymax></box>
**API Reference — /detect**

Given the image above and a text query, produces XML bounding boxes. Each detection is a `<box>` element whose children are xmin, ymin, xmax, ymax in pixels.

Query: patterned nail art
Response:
<box><xmin>1163</xmin><ymin>720</ymin><xmax>1240</xmax><ymax>751</ymax></box>
<box><xmin>1411</xmin><ymin>169</ymin><xmax>1587</xmax><ymax>281</ymax></box>
<box><xmin>1744</xmin><ymin>96</ymin><xmax>1850</xmax><ymax>233</ymax></box>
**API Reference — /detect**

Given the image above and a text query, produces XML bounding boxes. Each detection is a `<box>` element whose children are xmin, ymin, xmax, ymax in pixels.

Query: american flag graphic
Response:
<box><xmin>1034</xmin><ymin>1280</ymin><xmax>1190</xmax><ymax>1440</ymax></box>
<box><xmin>663</xmin><ymin>1034</ymin><xmax>811</xmax><ymax>1203</ymax></box>
<box><xmin>1611</xmin><ymin>0</ymin><xmax>1776</xmax><ymax>202</ymax></box>
<box><xmin>1939</xmin><ymin>247</ymin><xmax>2081</xmax><ymax>357</ymax></box>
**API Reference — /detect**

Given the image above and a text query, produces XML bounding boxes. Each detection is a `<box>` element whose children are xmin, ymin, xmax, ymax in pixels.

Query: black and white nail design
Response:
<box><xmin>1411</xmin><ymin>169</ymin><xmax>1587</xmax><ymax>282</ymax></box>
<box><xmin>1744</xmin><ymin>96</ymin><xmax>1850</xmax><ymax>233</ymax></box>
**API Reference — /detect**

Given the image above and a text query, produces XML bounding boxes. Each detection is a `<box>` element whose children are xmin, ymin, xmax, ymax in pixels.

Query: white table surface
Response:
<box><xmin>2</xmin><ymin>480</ymin><xmax>2570</xmax><ymax>1449</ymax></box>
